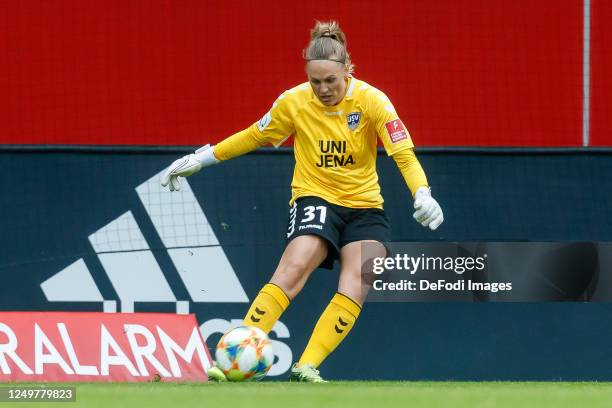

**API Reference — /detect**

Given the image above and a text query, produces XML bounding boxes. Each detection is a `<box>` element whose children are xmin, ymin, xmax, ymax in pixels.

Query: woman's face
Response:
<box><xmin>306</xmin><ymin>60</ymin><xmax>348</xmax><ymax>106</ymax></box>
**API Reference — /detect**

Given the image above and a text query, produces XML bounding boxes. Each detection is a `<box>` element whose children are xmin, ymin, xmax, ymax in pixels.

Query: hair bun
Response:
<box><xmin>304</xmin><ymin>20</ymin><xmax>354</xmax><ymax>74</ymax></box>
<box><xmin>311</xmin><ymin>21</ymin><xmax>346</xmax><ymax>46</ymax></box>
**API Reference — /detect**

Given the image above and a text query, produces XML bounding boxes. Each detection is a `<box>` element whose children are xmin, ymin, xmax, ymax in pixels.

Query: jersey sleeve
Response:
<box><xmin>251</xmin><ymin>92</ymin><xmax>295</xmax><ymax>147</ymax></box>
<box><xmin>369</xmin><ymin>89</ymin><xmax>414</xmax><ymax>155</ymax></box>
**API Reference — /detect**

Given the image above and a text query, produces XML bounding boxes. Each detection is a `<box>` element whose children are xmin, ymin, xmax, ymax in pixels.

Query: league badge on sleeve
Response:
<box><xmin>346</xmin><ymin>112</ymin><xmax>361</xmax><ymax>131</ymax></box>
<box><xmin>257</xmin><ymin>110</ymin><xmax>272</xmax><ymax>132</ymax></box>
<box><xmin>385</xmin><ymin>119</ymin><xmax>408</xmax><ymax>143</ymax></box>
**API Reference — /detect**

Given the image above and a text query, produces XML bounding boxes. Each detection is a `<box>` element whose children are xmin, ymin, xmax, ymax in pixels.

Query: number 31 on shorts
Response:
<box><xmin>301</xmin><ymin>206</ymin><xmax>327</xmax><ymax>224</ymax></box>
<box><xmin>287</xmin><ymin>204</ymin><xmax>327</xmax><ymax>238</ymax></box>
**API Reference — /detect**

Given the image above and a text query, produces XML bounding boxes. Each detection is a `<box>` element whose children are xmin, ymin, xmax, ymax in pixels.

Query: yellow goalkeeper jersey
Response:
<box><xmin>252</xmin><ymin>77</ymin><xmax>414</xmax><ymax>209</ymax></box>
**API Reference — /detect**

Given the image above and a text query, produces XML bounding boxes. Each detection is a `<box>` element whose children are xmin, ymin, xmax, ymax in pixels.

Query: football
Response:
<box><xmin>215</xmin><ymin>326</ymin><xmax>274</xmax><ymax>381</ymax></box>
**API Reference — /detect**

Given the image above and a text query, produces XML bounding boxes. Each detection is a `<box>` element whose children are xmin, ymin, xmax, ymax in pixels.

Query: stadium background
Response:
<box><xmin>1</xmin><ymin>0</ymin><xmax>612</xmax><ymax>381</ymax></box>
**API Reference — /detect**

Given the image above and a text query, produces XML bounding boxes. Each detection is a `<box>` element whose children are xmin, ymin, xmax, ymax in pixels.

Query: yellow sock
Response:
<box><xmin>243</xmin><ymin>283</ymin><xmax>290</xmax><ymax>333</ymax></box>
<box><xmin>298</xmin><ymin>292</ymin><xmax>362</xmax><ymax>368</ymax></box>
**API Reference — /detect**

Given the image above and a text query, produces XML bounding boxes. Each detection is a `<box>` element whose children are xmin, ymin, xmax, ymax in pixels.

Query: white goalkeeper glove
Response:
<box><xmin>161</xmin><ymin>144</ymin><xmax>219</xmax><ymax>192</ymax></box>
<box><xmin>413</xmin><ymin>187</ymin><xmax>444</xmax><ymax>231</ymax></box>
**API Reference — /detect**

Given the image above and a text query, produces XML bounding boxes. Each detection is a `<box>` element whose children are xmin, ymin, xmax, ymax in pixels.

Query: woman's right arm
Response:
<box><xmin>161</xmin><ymin>91</ymin><xmax>295</xmax><ymax>191</ymax></box>
<box><xmin>213</xmin><ymin>126</ymin><xmax>266</xmax><ymax>161</ymax></box>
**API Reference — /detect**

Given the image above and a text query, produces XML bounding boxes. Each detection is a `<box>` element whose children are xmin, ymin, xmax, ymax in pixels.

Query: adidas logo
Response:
<box><xmin>334</xmin><ymin>317</ymin><xmax>348</xmax><ymax>334</ymax></box>
<box><xmin>40</xmin><ymin>168</ymin><xmax>249</xmax><ymax>313</ymax></box>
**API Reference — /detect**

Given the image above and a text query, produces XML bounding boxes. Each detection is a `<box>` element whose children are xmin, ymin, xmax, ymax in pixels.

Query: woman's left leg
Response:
<box><xmin>296</xmin><ymin>240</ymin><xmax>386</xmax><ymax>368</ymax></box>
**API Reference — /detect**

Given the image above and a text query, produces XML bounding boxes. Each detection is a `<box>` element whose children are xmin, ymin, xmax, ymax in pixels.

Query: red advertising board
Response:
<box><xmin>0</xmin><ymin>312</ymin><xmax>212</xmax><ymax>382</ymax></box>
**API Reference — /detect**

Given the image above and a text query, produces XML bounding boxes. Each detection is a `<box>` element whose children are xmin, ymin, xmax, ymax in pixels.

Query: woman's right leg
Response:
<box><xmin>242</xmin><ymin>234</ymin><xmax>328</xmax><ymax>333</ymax></box>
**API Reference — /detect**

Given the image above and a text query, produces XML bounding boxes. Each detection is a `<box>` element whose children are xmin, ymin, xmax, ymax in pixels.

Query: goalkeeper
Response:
<box><xmin>162</xmin><ymin>21</ymin><xmax>444</xmax><ymax>382</ymax></box>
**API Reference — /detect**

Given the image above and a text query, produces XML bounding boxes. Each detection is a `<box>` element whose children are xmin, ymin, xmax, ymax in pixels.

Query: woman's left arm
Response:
<box><xmin>392</xmin><ymin>148</ymin><xmax>444</xmax><ymax>231</ymax></box>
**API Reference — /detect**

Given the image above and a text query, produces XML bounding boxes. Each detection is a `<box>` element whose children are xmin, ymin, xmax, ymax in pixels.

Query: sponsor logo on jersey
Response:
<box><xmin>385</xmin><ymin>119</ymin><xmax>408</xmax><ymax>143</ymax></box>
<box><xmin>346</xmin><ymin>112</ymin><xmax>361</xmax><ymax>131</ymax></box>
<box><xmin>316</xmin><ymin>140</ymin><xmax>355</xmax><ymax>168</ymax></box>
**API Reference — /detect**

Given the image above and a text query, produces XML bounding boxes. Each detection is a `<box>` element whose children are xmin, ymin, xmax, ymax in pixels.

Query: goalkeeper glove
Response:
<box><xmin>413</xmin><ymin>187</ymin><xmax>444</xmax><ymax>230</ymax></box>
<box><xmin>161</xmin><ymin>144</ymin><xmax>219</xmax><ymax>191</ymax></box>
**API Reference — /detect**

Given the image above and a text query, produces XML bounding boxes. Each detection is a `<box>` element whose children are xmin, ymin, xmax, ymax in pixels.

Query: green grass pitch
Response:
<box><xmin>8</xmin><ymin>382</ymin><xmax>612</xmax><ymax>408</ymax></box>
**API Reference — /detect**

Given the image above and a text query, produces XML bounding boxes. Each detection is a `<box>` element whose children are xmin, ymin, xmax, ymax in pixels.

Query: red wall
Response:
<box><xmin>590</xmin><ymin>0</ymin><xmax>612</xmax><ymax>146</ymax></box>
<box><xmin>0</xmin><ymin>0</ymin><xmax>599</xmax><ymax>146</ymax></box>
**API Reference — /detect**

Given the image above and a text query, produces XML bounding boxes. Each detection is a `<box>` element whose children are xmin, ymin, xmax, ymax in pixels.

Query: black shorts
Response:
<box><xmin>285</xmin><ymin>196</ymin><xmax>391</xmax><ymax>269</ymax></box>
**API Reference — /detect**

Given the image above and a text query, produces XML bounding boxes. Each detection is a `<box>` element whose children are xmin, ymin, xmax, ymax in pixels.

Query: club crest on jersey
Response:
<box><xmin>346</xmin><ymin>112</ymin><xmax>361</xmax><ymax>131</ymax></box>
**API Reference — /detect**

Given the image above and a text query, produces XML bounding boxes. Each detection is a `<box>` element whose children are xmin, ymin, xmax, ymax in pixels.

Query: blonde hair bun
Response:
<box><xmin>310</xmin><ymin>21</ymin><xmax>346</xmax><ymax>46</ymax></box>
<box><xmin>304</xmin><ymin>20</ymin><xmax>354</xmax><ymax>73</ymax></box>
